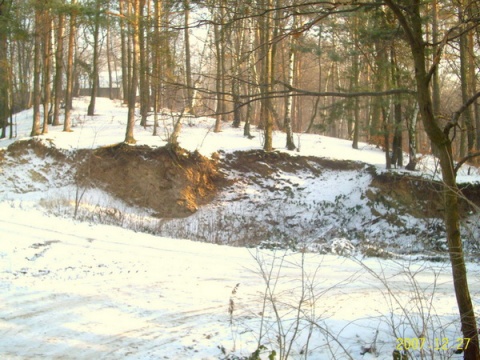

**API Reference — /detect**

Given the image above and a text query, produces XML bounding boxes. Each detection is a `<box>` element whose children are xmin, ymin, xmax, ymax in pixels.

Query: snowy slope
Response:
<box><xmin>0</xmin><ymin>204</ymin><xmax>476</xmax><ymax>359</ymax></box>
<box><xmin>1</xmin><ymin>98</ymin><xmax>479</xmax><ymax>359</ymax></box>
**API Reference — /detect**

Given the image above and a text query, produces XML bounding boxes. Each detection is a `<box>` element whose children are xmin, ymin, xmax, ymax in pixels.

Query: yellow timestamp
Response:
<box><xmin>396</xmin><ymin>337</ymin><xmax>471</xmax><ymax>351</ymax></box>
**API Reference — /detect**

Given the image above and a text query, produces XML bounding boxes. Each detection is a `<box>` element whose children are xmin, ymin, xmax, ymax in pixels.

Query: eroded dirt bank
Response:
<box><xmin>78</xmin><ymin>143</ymin><xmax>223</xmax><ymax>217</ymax></box>
<box><xmin>2</xmin><ymin>139</ymin><xmax>480</xmax><ymax>251</ymax></box>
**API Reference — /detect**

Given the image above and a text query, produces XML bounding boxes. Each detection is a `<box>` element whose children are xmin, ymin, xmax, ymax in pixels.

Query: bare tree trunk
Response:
<box><xmin>152</xmin><ymin>0</ymin><xmax>162</xmax><ymax>136</ymax></box>
<box><xmin>390</xmin><ymin>47</ymin><xmax>403</xmax><ymax>168</ymax></box>
<box><xmin>458</xmin><ymin>1</ymin><xmax>475</xmax><ymax>156</ymax></box>
<box><xmin>64</xmin><ymin>0</ymin><xmax>76</xmax><ymax>132</ymax></box>
<box><xmin>431</xmin><ymin>0</ymin><xmax>441</xmax><ymax>117</ymax></box>
<box><xmin>0</xmin><ymin>0</ymin><xmax>9</xmax><ymax>138</ymax></box>
<box><xmin>87</xmin><ymin>0</ymin><xmax>101</xmax><ymax>116</ymax></box>
<box><xmin>183</xmin><ymin>0</ymin><xmax>193</xmax><ymax>115</ymax></box>
<box><xmin>125</xmin><ymin>0</ymin><xmax>140</xmax><ymax>144</ymax></box>
<box><xmin>259</xmin><ymin>0</ymin><xmax>274</xmax><ymax>151</ymax></box>
<box><xmin>244</xmin><ymin>5</ymin><xmax>255</xmax><ymax>138</ymax></box>
<box><xmin>213</xmin><ymin>0</ymin><xmax>226</xmax><ymax>133</ymax></box>
<box><xmin>42</xmin><ymin>12</ymin><xmax>52</xmax><ymax>134</ymax></box>
<box><xmin>32</xmin><ymin>3</ymin><xmax>43</xmax><ymax>136</ymax></box>
<box><xmin>119</xmin><ymin>0</ymin><xmax>129</xmax><ymax>104</ymax></box>
<box><xmin>385</xmin><ymin>1</ymin><xmax>480</xmax><ymax>358</ymax></box>
<box><xmin>284</xmin><ymin>22</ymin><xmax>296</xmax><ymax>151</ymax></box>
<box><xmin>405</xmin><ymin>102</ymin><xmax>419</xmax><ymax>170</ymax></box>
<box><xmin>139</xmin><ymin>0</ymin><xmax>149</xmax><ymax>127</ymax></box>
<box><xmin>351</xmin><ymin>17</ymin><xmax>360</xmax><ymax>149</ymax></box>
<box><xmin>53</xmin><ymin>10</ymin><xmax>65</xmax><ymax>126</ymax></box>
<box><xmin>106</xmin><ymin>11</ymin><xmax>114</xmax><ymax>100</ymax></box>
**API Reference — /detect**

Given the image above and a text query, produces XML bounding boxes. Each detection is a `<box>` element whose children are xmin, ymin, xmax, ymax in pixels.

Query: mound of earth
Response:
<box><xmin>79</xmin><ymin>143</ymin><xmax>222</xmax><ymax>217</ymax></box>
<box><xmin>2</xmin><ymin>139</ymin><xmax>479</xmax><ymax>242</ymax></box>
<box><xmin>220</xmin><ymin>149</ymin><xmax>479</xmax><ymax>220</ymax></box>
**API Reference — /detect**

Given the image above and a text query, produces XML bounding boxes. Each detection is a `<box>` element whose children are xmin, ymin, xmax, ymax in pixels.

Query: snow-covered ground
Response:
<box><xmin>1</xmin><ymin>98</ymin><xmax>479</xmax><ymax>359</ymax></box>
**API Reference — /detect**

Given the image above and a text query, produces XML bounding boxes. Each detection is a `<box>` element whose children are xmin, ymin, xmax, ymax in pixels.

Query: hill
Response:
<box><xmin>1</xmin><ymin>97</ymin><xmax>479</xmax><ymax>257</ymax></box>
<box><xmin>1</xmin><ymin>97</ymin><xmax>480</xmax><ymax>359</ymax></box>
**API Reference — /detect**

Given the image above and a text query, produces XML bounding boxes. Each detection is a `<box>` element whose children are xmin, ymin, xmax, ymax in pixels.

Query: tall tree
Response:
<box><xmin>64</xmin><ymin>0</ymin><xmax>77</xmax><ymax>132</ymax></box>
<box><xmin>125</xmin><ymin>0</ymin><xmax>140</xmax><ymax>144</ymax></box>
<box><xmin>183</xmin><ymin>0</ymin><xmax>193</xmax><ymax>115</ymax></box>
<box><xmin>138</xmin><ymin>0</ymin><xmax>149</xmax><ymax>126</ymax></box>
<box><xmin>87</xmin><ymin>0</ymin><xmax>102</xmax><ymax>116</ymax></box>
<box><xmin>31</xmin><ymin>0</ymin><xmax>43</xmax><ymax>136</ymax></box>
<box><xmin>213</xmin><ymin>0</ymin><xmax>227</xmax><ymax>132</ymax></box>
<box><xmin>119</xmin><ymin>0</ymin><xmax>129</xmax><ymax>103</ymax></box>
<box><xmin>458</xmin><ymin>0</ymin><xmax>475</xmax><ymax>157</ymax></box>
<box><xmin>41</xmin><ymin>4</ymin><xmax>52</xmax><ymax>134</ymax></box>
<box><xmin>52</xmin><ymin>5</ymin><xmax>65</xmax><ymax>126</ymax></box>
<box><xmin>284</xmin><ymin>15</ymin><xmax>297</xmax><ymax>151</ymax></box>
<box><xmin>151</xmin><ymin>0</ymin><xmax>162</xmax><ymax>136</ymax></box>
<box><xmin>0</xmin><ymin>0</ymin><xmax>10</xmax><ymax>139</ymax></box>
<box><xmin>259</xmin><ymin>0</ymin><xmax>274</xmax><ymax>151</ymax></box>
<box><xmin>384</xmin><ymin>1</ymin><xmax>480</xmax><ymax>358</ymax></box>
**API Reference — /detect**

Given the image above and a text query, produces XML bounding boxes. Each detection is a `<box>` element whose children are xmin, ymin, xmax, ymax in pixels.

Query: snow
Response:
<box><xmin>1</xmin><ymin>97</ymin><xmax>480</xmax><ymax>359</ymax></box>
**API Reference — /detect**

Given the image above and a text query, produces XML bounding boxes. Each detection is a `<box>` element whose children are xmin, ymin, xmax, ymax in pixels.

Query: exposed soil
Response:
<box><xmin>220</xmin><ymin>149</ymin><xmax>365</xmax><ymax>175</ymax></box>
<box><xmin>3</xmin><ymin>139</ymin><xmax>480</xmax><ymax>222</ymax></box>
<box><xmin>370</xmin><ymin>171</ymin><xmax>480</xmax><ymax>219</ymax></box>
<box><xmin>78</xmin><ymin>143</ymin><xmax>223</xmax><ymax>217</ymax></box>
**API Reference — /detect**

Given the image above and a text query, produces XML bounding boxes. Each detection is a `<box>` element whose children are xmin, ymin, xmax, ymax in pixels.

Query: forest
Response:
<box><xmin>0</xmin><ymin>0</ymin><xmax>478</xmax><ymax>166</ymax></box>
<box><xmin>1</xmin><ymin>0</ymin><xmax>480</xmax><ymax>358</ymax></box>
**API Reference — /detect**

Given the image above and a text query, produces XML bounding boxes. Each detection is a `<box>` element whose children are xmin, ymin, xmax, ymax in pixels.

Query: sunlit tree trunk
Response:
<box><xmin>284</xmin><ymin>21</ymin><xmax>296</xmax><ymax>151</ymax></box>
<box><xmin>431</xmin><ymin>0</ymin><xmax>441</xmax><ymax>117</ymax></box>
<box><xmin>125</xmin><ymin>0</ymin><xmax>140</xmax><ymax>144</ymax></box>
<box><xmin>385</xmin><ymin>1</ymin><xmax>480</xmax><ymax>358</ymax></box>
<box><xmin>244</xmin><ymin>3</ymin><xmax>255</xmax><ymax>138</ymax></box>
<box><xmin>183</xmin><ymin>0</ymin><xmax>193</xmax><ymax>115</ymax></box>
<box><xmin>351</xmin><ymin>16</ymin><xmax>360</xmax><ymax>149</ymax></box>
<box><xmin>152</xmin><ymin>0</ymin><xmax>162</xmax><ymax>136</ymax></box>
<box><xmin>64</xmin><ymin>0</ymin><xmax>76</xmax><ymax>132</ymax></box>
<box><xmin>458</xmin><ymin>0</ymin><xmax>475</xmax><ymax>157</ymax></box>
<box><xmin>32</xmin><ymin>2</ymin><xmax>43</xmax><ymax>136</ymax></box>
<box><xmin>52</xmin><ymin>9</ymin><xmax>65</xmax><ymax>126</ymax></box>
<box><xmin>139</xmin><ymin>0</ymin><xmax>149</xmax><ymax>127</ymax></box>
<box><xmin>213</xmin><ymin>0</ymin><xmax>226</xmax><ymax>132</ymax></box>
<box><xmin>259</xmin><ymin>0</ymin><xmax>274</xmax><ymax>151</ymax></box>
<box><xmin>87</xmin><ymin>0</ymin><xmax>101</xmax><ymax>116</ymax></box>
<box><xmin>106</xmin><ymin>9</ymin><xmax>114</xmax><ymax>100</ymax></box>
<box><xmin>0</xmin><ymin>0</ymin><xmax>9</xmax><ymax>138</ymax></box>
<box><xmin>119</xmin><ymin>0</ymin><xmax>129</xmax><ymax>103</ymax></box>
<box><xmin>42</xmin><ymin>10</ymin><xmax>52</xmax><ymax>134</ymax></box>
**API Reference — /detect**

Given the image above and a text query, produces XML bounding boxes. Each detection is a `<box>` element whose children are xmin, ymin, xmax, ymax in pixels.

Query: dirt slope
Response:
<box><xmin>2</xmin><ymin>139</ymin><xmax>480</xmax><ymax>252</ymax></box>
<box><xmin>79</xmin><ymin>143</ymin><xmax>222</xmax><ymax>217</ymax></box>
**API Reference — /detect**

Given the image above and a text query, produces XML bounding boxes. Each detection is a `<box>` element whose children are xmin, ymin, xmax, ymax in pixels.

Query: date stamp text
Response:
<box><xmin>396</xmin><ymin>337</ymin><xmax>470</xmax><ymax>351</ymax></box>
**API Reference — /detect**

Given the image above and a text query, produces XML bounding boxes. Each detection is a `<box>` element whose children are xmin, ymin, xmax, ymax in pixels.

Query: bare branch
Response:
<box><xmin>455</xmin><ymin>152</ymin><xmax>480</xmax><ymax>174</ymax></box>
<box><xmin>276</xmin><ymin>80</ymin><xmax>416</xmax><ymax>98</ymax></box>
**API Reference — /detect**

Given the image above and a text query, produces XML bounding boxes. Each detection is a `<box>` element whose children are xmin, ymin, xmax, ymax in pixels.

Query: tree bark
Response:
<box><xmin>32</xmin><ymin>2</ymin><xmax>43</xmax><ymax>136</ymax></box>
<box><xmin>64</xmin><ymin>0</ymin><xmax>76</xmax><ymax>132</ymax></box>
<box><xmin>42</xmin><ymin>10</ymin><xmax>52</xmax><ymax>134</ymax></box>
<box><xmin>139</xmin><ymin>0</ymin><xmax>149</xmax><ymax>127</ymax></box>
<box><xmin>384</xmin><ymin>1</ymin><xmax>480</xmax><ymax>358</ymax></box>
<box><xmin>119</xmin><ymin>0</ymin><xmax>129</xmax><ymax>104</ymax></box>
<box><xmin>284</xmin><ymin>23</ymin><xmax>296</xmax><ymax>151</ymax></box>
<box><xmin>0</xmin><ymin>0</ymin><xmax>9</xmax><ymax>138</ymax></box>
<box><xmin>259</xmin><ymin>0</ymin><xmax>274</xmax><ymax>151</ymax></box>
<box><xmin>183</xmin><ymin>0</ymin><xmax>193</xmax><ymax>115</ymax></box>
<box><xmin>125</xmin><ymin>0</ymin><xmax>140</xmax><ymax>144</ymax></box>
<box><xmin>213</xmin><ymin>0</ymin><xmax>226</xmax><ymax>133</ymax></box>
<box><xmin>458</xmin><ymin>0</ymin><xmax>475</xmax><ymax>156</ymax></box>
<box><xmin>87</xmin><ymin>0</ymin><xmax>101</xmax><ymax>116</ymax></box>
<box><xmin>53</xmin><ymin>10</ymin><xmax>65</xmax><ymax>126</ymax></box>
